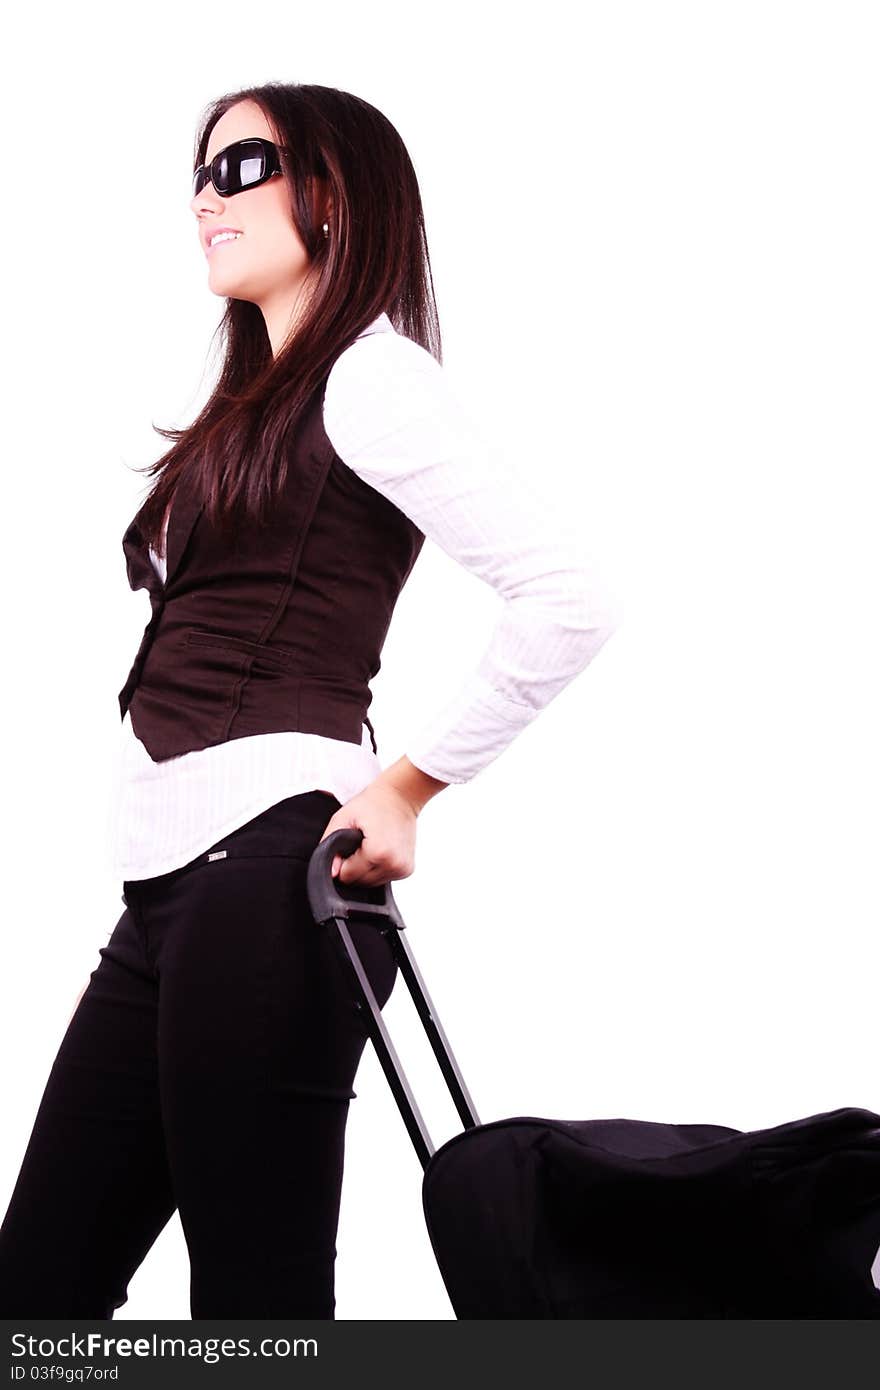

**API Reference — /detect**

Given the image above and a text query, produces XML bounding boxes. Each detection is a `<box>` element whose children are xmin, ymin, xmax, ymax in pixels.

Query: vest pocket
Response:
<box><xmin>185</xmin><ymin>627</ymin><xmax>295</xmax><ymax>669</ymax></box>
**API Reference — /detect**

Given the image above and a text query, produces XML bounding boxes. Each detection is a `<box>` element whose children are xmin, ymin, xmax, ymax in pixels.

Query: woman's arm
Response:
<box><xmin>317</xmin><ymin>325</ymin><xmax>618</xmax><ymax>885</ymax></box>
<box><xmin>377</xmin><ymin>755</ymin><xmax>450</xmax><ymax>813</ymax></box>
<box><xmin>323</xmin><ymin>326</ymin><xmax>620</xmax><ymax>787</ymax></box>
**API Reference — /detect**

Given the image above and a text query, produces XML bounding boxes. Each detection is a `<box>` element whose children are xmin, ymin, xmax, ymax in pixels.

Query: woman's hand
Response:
<box><xmin>318</xmin><ymin>756</ymin><xmax>449</xmax><ymax>887</ymax></box>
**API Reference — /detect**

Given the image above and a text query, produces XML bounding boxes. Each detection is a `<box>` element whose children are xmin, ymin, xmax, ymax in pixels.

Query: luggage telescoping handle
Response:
<box><xmin>307</xmin><ymin>827</ymin><xmax>481</xmax><ymax>1171</ymax></box>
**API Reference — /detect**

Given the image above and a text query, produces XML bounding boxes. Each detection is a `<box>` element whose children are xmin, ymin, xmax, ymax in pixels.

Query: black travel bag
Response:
<box><xmin>307</xmin><ymin>829</ymin><xmax>880</xmax><ymax>1318</ymax></box>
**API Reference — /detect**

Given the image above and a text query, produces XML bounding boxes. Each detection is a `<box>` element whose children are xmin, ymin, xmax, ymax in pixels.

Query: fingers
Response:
<box><xmin>330</xmin><ymin>845</ymin><xmax>369</xmax><ymax>880</ymax></box>
<box><xmin>318</xmin><ymin>789</ymin><xmax>417</xmax><ymax>887</ymax></box>
<box><xmin>337</xmin><ymin>851</ymin><xmax>414</xmax><ymax>887</ymax></box>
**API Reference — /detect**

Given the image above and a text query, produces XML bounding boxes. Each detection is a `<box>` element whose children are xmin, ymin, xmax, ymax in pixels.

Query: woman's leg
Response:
<box><xmin>127</xmin><ymin>791</ymin><xmax>398</xmax><ymax>1318</ymax></box>
<box><xmin>0</xmin><ymin>903</ymin><xmax>177</xmax><ymax>1318</ymax></box>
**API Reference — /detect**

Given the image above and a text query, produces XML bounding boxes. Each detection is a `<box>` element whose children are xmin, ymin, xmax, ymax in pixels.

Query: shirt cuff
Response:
<box><xmin>404</xmin><ymin>672</ymin><xmax>541</xmax><ymax>786</ymax></box>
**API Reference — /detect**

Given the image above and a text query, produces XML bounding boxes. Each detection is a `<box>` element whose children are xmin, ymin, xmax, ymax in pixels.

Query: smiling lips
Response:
<box><xmin>205</xmin><ymin>229</ymin><xmax>243</xmax><ymax>255</ymax></box>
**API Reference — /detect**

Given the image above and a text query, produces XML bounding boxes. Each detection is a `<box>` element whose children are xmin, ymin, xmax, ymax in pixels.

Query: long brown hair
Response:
<box><xmin>131</xmin><ymin>82</ymin><xmax>443</xmax><ymax>553</ymax></box>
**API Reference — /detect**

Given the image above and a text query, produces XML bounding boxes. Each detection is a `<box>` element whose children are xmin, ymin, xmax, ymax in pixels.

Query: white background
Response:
<box><xmin>1</xmin><ymin>0</ymin><xmax>877</xmax><ymax>1319</ymax></box>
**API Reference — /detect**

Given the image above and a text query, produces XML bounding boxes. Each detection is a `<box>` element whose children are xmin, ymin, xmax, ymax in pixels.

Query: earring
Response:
<box><xmin>322</xmin><ymin>222</ymin><xmax>329</xmax><ymax>238</ymax></box>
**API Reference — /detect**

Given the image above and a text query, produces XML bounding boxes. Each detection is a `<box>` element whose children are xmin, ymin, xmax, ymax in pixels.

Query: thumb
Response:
<box><xmin>320</xmin><ymin>820</ymin><xmax>364</xmax><ymax>881</ymax></box>
<box><xmin>335</xmin><ymin>848</ymin><xmax>355</xmax><ymax>882</ymax></box>
<box><xmin>337</xmin><ymin>839</ymin><xmax>371</xmax><ymax>883</ymax></box>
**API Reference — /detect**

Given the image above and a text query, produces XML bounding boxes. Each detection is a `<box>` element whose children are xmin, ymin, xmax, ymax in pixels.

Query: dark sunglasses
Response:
<box><xmin>192</xmin><ymin>138</ymin><xmax>288</xmax><ymax>199</ymax></box>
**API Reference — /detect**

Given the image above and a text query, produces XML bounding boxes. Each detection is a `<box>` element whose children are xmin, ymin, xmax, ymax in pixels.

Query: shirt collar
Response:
<box><xmin>358</xmin><ymin>310</ymin><xmax>394</xmax><ymax>337</ymax></box>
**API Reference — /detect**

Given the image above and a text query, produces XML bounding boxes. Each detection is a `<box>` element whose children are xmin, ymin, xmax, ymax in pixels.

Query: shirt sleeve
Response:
<box><xmin>322</xmin><ymin>328</ymin><xmax>620</xmax><ymax>785</ymax></box>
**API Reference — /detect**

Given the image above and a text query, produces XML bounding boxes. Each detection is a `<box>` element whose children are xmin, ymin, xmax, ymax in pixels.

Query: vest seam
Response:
<box><xmin>221</xmin><ymin>424</ymin><xmax>337</xmax><ymax>744</ymax></box>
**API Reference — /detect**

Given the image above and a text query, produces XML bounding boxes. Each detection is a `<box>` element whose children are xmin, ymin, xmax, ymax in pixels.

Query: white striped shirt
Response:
<box><xmin>106</xmin><ymin>312</ymin><xmax>618</xmax><ymax>882</ymax></box>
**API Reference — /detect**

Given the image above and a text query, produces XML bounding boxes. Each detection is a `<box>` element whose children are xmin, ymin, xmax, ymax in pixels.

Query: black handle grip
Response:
<box><xmin>306</xmin><ymin>827</ymin><xmax>406</xmax><ymax>930</ymax></box>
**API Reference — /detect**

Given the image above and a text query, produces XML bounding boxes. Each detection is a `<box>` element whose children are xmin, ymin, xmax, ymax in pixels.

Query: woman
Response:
<box><xmin>0</xmin><ymin>82</ymin><xmax>617</xmax><ymax>1319</ymax></box>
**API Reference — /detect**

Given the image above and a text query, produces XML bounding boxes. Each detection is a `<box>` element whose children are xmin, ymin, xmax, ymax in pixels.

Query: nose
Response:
<box><xmin>191</xmin><ymin>186</ymin><xmax>225</xmax><ymax>221</ymax></box>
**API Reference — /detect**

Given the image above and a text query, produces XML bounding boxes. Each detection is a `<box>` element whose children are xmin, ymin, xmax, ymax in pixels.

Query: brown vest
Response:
<box><xmin>118</xmin><ymin>373</ymin><xmax>426</xmax><ymax>762</ymax></box>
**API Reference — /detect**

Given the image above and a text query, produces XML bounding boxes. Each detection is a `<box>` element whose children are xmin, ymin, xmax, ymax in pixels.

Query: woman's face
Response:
<box><xmin>190</xmin><ymin>99</ymin><xmax>322</xmax><ymax>349</ymax></box>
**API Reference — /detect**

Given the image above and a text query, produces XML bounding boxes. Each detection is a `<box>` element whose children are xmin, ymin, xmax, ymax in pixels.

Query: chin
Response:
<box><xmin>209</xmin><ymin>273</ymin><xmax>250</xmax><ymax>298</ymax></box>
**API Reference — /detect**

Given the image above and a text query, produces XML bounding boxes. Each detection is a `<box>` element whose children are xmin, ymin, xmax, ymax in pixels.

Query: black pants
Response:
<box><xmin>0</xmin><ymin>790</ymin><xmax>398</xmax><ymax>1319</ymax></box>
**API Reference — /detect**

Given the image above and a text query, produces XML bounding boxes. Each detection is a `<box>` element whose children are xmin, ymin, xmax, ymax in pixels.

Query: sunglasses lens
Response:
<box><xmin>237</xmin><ymin>145</ymin><xmax>268</xmax><ymax>191</ymax></box>
<box><xmin>214</xmin><ymin>147</ymin><xmax>236</xmax><ymax>195</ymax></box>
<box><xmin>223</xmin><ymin>140</ymin><xmax>272</xmax><ymax>195</ymax></box>
<box><xmin>193</xmin><ymin>140</ymin><xmax>275</xmax><ymax>198</ymax></box>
